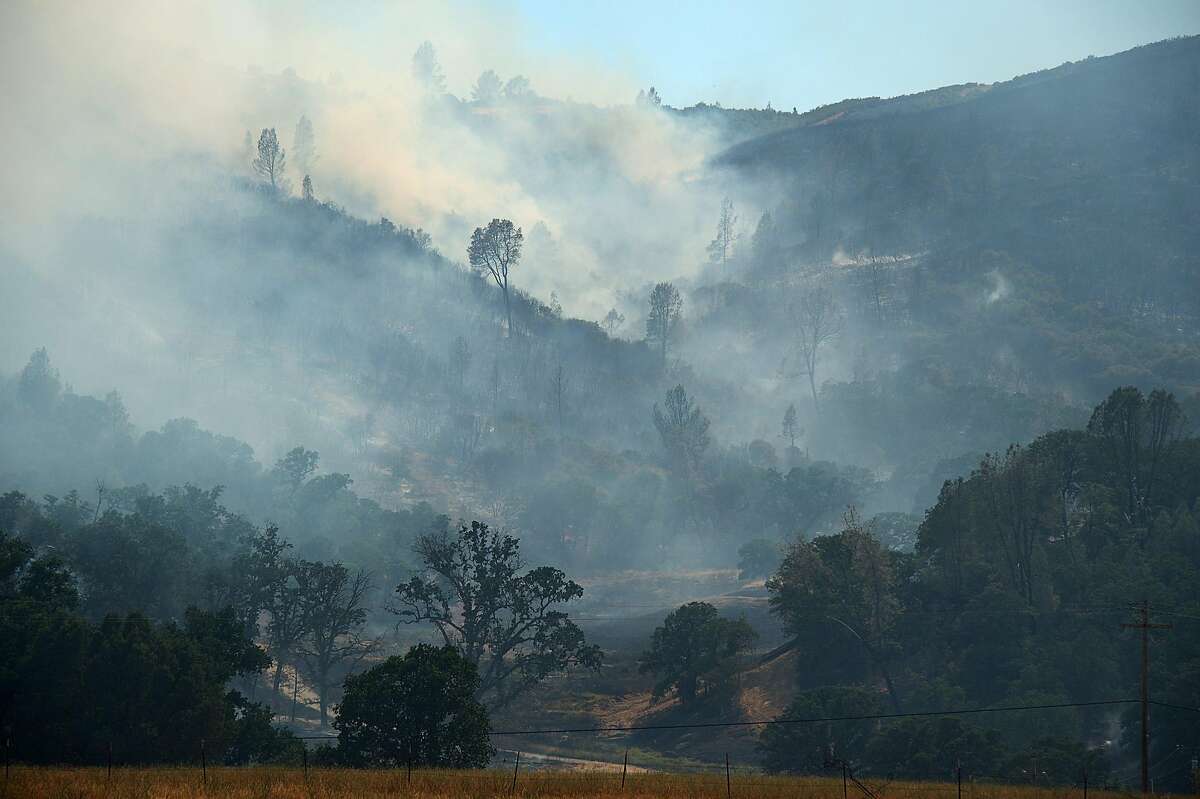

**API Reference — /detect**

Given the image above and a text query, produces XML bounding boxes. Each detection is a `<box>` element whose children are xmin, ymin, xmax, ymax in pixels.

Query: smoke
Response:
<box><xmin>0</xmin><ymin>0</ymin><xmax>744</xmax><ymax>451</ymax></box>
<box><xmin>983</xmin><ymin>269</ymin><xmax>1012</xmax><ymax>304</ymax></box>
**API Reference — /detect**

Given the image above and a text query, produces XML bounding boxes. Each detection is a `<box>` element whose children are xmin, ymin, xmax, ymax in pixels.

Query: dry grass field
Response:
<box><xmin>1</xmin><ymin>767</ymin><xmax>1152</xmax><ymax>799</ymax></box>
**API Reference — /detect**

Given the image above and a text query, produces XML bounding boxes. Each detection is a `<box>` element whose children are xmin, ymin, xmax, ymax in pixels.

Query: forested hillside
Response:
<box><xmin>1</xmin><ymin>16</ymin><xmax>1198</xmax><ymax>789</ymax></box>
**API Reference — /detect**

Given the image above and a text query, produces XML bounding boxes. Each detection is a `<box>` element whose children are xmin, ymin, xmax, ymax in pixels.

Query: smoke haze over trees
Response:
<box><xmin>0</xmin><ymin>3</ymin><xmax>1198</xmax><ymax>786</ymax></box>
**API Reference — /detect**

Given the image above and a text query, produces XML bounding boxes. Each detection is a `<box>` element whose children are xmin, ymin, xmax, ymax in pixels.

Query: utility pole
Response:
<box><xmin>1122</xmin><ymin>599</ymin><xmax>1171</xmax><ymax>794</ymax></box>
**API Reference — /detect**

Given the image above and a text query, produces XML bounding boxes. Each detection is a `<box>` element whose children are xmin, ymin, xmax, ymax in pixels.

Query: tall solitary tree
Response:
<box><xmin>645</xmin><ymin>282</ymin><xmax>682</xmax><ymax>366</ymax></box>
<box><xmin>468</xmin><ymin>219</ymin><xmax>523</xmax><ymax>336</ymax></box>
<box><xmin>392</xmin><ymin>521</ymin><xmax>602</xmax><ymax>709</ymax></box>
<box><xmin>253</xmin><ymin>128</ymin><xmax>287</xmax><ymax>190</ymax></box>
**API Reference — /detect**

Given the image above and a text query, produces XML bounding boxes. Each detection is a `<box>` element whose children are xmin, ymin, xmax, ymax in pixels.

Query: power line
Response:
<box><xmin>290</xmin><ymin>698</ymin><xmax>1139</xmax><ymax>741</ymax></box>
<box><xmin>486</xmin><ymin>699</ymin><xmax>1136</xmax><ymax>736</ymax></box>
<box><xmin>1148</xmin><ymin>700</ymin><xmax>1200</xmax><ymax>714</ymax></box>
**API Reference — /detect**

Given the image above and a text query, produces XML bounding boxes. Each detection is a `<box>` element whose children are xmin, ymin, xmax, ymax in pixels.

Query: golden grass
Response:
<box><xmin>1</xmin><ymin>767</ymin><xmax>1151</xmax><ymax>799</ymax></box>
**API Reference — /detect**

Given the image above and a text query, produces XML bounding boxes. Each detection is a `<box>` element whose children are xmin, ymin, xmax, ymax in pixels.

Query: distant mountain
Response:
<box><xmin>701</xmin><ymin>37</ymin><xmax>1200</xmax><ymax>399</ymax></box>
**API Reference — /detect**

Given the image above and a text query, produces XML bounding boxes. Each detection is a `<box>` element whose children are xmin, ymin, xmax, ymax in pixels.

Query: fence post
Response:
<box><xmin>957</xmin><ymin>761</ymin><xmax>962</xmax><ymax>799</ymax></box>
<box><xmin>302</xmin><ymin>745</ymin><xmax>308</xmax><ymax>779</ymax></box>
<box><xmin>510</xmin><ymin>751</ymin><xmax>520</xmax><ymax>795</ymax></box>
<box><xmin>842</xmin><ymin>762</ymin><xmax>848</xmax><ymax>799</ymax></box>
<box><xmin>1082</xmin><ymin>763</ymin><xmax>1088</xmax><ymax>799</ymax></box>
<box><xmin>107</xmin><ymin>740</ymin><xmax>113</xmax><ymax>781</ymax></box>
<box><xmin>4</xmin><ymin>735</ymin><xmax>9</xmax><ymax>781</ymax></box>
<box><xmin>621</xmin><ymin>748</ymin><xmax>628</xmax><ymax>790</ymax></box>
<box><xmin>200</xmin><ymin>738</ymin><xmax>207</xmax><ymax>786</ymax></box>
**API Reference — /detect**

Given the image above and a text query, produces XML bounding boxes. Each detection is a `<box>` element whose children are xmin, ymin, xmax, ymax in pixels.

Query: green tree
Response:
<box><xmin>759</xmin><ymin>686</ymin><xmax>884</xmax><ymax>774</ymax></box>
<box><xmin>392</xmin><ymin>521</ymin><xmax>601</xmax><ymax>709</ymax></box>
<box><xmin>272</xmin><ymin>446</ymin><xmax>319</xmax><ymax>496</ymax></box>
<box><xmin>17</xmin><ymin>348</ymin><xmax>61</xmax><ymax>410</ymax></box>
<box><xmin>471</xmin><ymin>69</ymin><xmax>503</xmax><ymax>104</ymax></box>
<box><xmin>737</xmin><ymin>538</ymin><xmax>781</xmax><ymax>581</ymax></box>
<box><xmin>645</xmin><ymin>282</ymin><xmax>682</xmax><ymax>366</ymax></box>
<box><xmin>468</xmin><ymin>219</ymin><xmax>523</xmax><ymax>336</ymax></box>
<box><xmin>252</xmin><ymin>128</ymin><xmax>287</xmax><ymax>190</ymax></box>
<box><xmin>652</xmin><ymin>384</ymin><xmax>711</xmax><ymax>477</ymax></box>
<box><xmin>863</xmin><ymin>717</ymin><xmax>1009</xmax><ymax>780</ymax></box>
<box><xmin>1086</xmin><ymin>386</ymin><xmax>1184</xmax><ymax>526</ymax></box>
<box><xmin>296</xmin><ymin>561</ymin><xmax>376</xmax><ymax>726</ymax></box>
<box><xmin>336</xmin><ymin>644</ymin><xmax>493</xmax><ymax>768</ymax></box>
<box><xmin>768</xmin><ymin>509</ymin><xmax>901</xmax><ymax>710</ymax></box>
<box><xmin>638</xmin><ymin>601</ymin><xmax>757</xmax><ymax>705</ymax></box>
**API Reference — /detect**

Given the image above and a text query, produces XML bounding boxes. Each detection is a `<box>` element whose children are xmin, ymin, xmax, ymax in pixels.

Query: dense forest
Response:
<box><xmin>1</xmin><ymin>22</ymin><xmax>1198</xmax><ymax>792</ymax></box>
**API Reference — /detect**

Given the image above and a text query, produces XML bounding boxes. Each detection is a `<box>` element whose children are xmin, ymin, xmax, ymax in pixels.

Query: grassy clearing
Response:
<box><xmin>1</xmin><ymin>767</ymin><xmax>1152</xmax><ymax>799</ymax></box>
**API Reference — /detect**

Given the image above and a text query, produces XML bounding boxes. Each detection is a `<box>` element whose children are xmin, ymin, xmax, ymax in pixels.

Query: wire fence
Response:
<box><xmin>5</xmin><ymin>698</ymin><xmax>1199</xmax><ymax>795</ymax></box>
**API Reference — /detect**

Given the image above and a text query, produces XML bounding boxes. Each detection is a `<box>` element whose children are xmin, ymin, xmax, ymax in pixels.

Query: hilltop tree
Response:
<box><xmin>707</xmin><ymin>198</ymin><xmax>738</xmax><ymax>267</ymax></box>
<box><xmin>601</xmin><ymin>308</ymin><xmax>625</xmax><ymax>336</ymax></box>
<box><xmin>471</xmin><ymin>69</ymin><xmax>502</xmax><ymax>104</ymax></box>
<box><xmin>392</xmin><ymin>521</ymin><xmax>602</xmax><ymax>709</ymax></box>
<box><xmin>645</xmin><ymin>282</ymin><xmax>682</xmax><ymax>366</ymax></box>
<box><xmin>17</xmin><ymin>348</ymin><xmax>61</xmax><ymax>410</ymax></box>
<box><xmin>272</xmin><ymin>447</ymin><xmax>319</xmax><ymax>496</ymax></box>
<box><xmin>503</xmin><ymin>75</ymin><xmax>533</xmax><ymax>100</ymax></box>
<box><xmin>336</xmin><ymin>644</ymin><xmax>493</xmax><ymax>768</ymax></box>
<box><xmin>786</xmin><ymin>286</ymin><xmax>842</xmax><ymax>411</ymax></box>
<box><xmin>636</xmin><ymin>87</ymin><xmax>662</xmax><ymax>107</ymax></box>
<box><xmin>638</xmin><ymin>601</ymin><xmax>757</xmax><ymax>705</ymax></box>
<box><xmin>1086</xmin><ymin>386</ymin><xmax>1184</xmax><ymax>525</ymax></box>
<box><xmin>468</xmin><ymin>219</ymin><xmax>523</xmax><ymax>336</ymax></box>
<box><xmin>652</xmin><ymin>384</ymin><xmax>711</xmax><ymax>476</ymax></box>
<box><xmin>411</xmin><ymin>41</ymin><xmax>446</xmax><ymax>94</ymax></box>
<box><xmin>252</xmin><ymin>128</ymin><xmax>287</xmax><ymax>190</ymax></box>
<box><xmin>296</xmin><ymin>561</ymin><xmax>376</xmax><ymax>726</ymax></box>
<box><xmin>301</xmin><ymin>174</ymin><xmax>314</xmax><ymax>201</ymax></box>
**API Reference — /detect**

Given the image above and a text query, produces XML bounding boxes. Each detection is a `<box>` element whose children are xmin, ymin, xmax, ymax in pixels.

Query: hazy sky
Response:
<box><xmin>510</xmin><ymin>0</ymin><xmax>1200</xmax><ymax>109</ymax></box>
